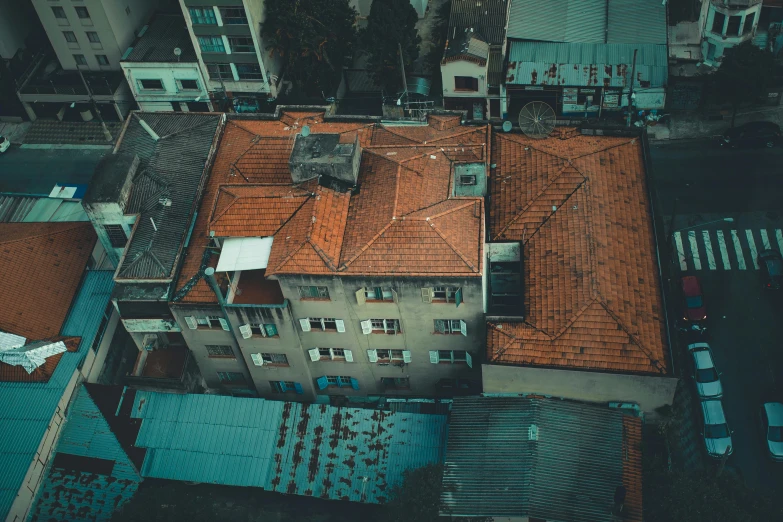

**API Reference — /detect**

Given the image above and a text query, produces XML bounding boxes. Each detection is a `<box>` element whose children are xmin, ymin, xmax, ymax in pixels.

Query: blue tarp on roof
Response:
<box><xmin>131</xmin><ymin>391</ymin><xmax>448</xmax><ymax>503</ymax></box>
<box><xmin>30</xmin><ymin>385</ymin><xmax>141</xmax><ymax>521</ymax></box>
<box><xmin>0</xmin><ymin>270</ymin><xmax>114</xmax><ymax>519</ymax></box>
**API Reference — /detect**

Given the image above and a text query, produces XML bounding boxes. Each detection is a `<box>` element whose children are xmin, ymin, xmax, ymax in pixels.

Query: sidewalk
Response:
<box><xmin>0</xmin><ymin>121</ymin><xmax>31</xmax><ymax>144</ymax></box>
<box><xmin>649</xmin><ymin>105</ymin><xmax>783</xmax><ymax>141</ymax></box>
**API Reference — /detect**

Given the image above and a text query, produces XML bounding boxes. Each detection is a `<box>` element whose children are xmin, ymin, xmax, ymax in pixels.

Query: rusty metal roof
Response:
<box><xmin>130</xmin><ymin>391</ymin><xmax>448</xmax><ymax>503</ymax></box>
<box><xmin>506</xmin><ymin>42</ymin><xmax>668</xmax><ymax>88</ymax></box>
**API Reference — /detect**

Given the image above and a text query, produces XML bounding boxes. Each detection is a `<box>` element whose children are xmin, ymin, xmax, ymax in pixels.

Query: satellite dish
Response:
<box><xmin>502</xmin><ymin>120</ymin><xmax>512</xmax><ymax>132</ymax></box>
<box><xmin>518</xmin><ymin>101</ymin><xmax>556</xmax><ymax>139</ymax></box>
<box><xmin>301</xmin><ymin>125</ymin><xmax>310</xmax><ymax>137</ymax></box>
<box><xmin>174</xmin><ymin>47</ymin><xmax>182</xmax><ymax>62</ymax></box>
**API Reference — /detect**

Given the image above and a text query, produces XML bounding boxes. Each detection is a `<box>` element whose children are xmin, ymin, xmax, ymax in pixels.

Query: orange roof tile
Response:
<box><xmin>174</xmin><ymin>111</ymin><xmax>486</xmax><ymax>303</ymax></box>
<box><xmin>0</xmin><ymin>223</ymin><xmax>95</xmax><ymax>342</ymax></box>
<box><xmin>487</xmin><ymin>131</ymin><xmax>668</xmax><ymax>375</ymax></box>
<box><xmin>622</xmin><ymin>415</ymin><xmax>644</xmax><ymax>522</ymax></box>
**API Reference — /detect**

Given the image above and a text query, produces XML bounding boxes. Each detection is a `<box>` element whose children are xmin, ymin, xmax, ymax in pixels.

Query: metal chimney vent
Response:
<box><xmin>528</xmin><ymin>424</ymin><xmax>539</xmax><ymax>441</ymax></box>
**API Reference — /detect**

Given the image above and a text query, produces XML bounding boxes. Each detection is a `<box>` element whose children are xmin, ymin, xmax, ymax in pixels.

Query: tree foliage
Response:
<box><xmin>712</xmin><ymin>42</ymin><xmax>774</xmax><ymax>126</ymax></box>
<box><xmin>379</xmin><ymin>464</ymin><xmax>491</xmax><ymax>522</ymax></box>
<box><xmin>360</xmin><ymin>0</ymin><xmax>421</xmax><ymax>94</ymax></box>
<box><xmin>262</xmin><ymin>0</ymin><xmax>357</xmax><ymax>97</ymax></box>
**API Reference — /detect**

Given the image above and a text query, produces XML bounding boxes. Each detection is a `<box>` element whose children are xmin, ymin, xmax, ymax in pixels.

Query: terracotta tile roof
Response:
<box><xmin>0</xmin><ymin>223</ymin><xmax>95</xmax><ymax>342</ymax></box>
<box><xmin>622</xmin><ymin>415</ymin><xmax>644</xmax><ymax>522</ymax></box>
<box><xmin>174</xmin><ymin>111</ymin><xmax>486</xmax><ymax>303</ymax></box>
<box><xmin>487</xmin><ymin>132</ymin><xmax>668</xmax><ymax>375</ymax></box>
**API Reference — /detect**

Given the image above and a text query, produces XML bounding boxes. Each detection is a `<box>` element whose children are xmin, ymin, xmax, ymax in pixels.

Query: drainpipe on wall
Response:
<box><xmin>204</xmin><ymin>267</ymin><xmax>255</xmax><ymax>389</ymax></box>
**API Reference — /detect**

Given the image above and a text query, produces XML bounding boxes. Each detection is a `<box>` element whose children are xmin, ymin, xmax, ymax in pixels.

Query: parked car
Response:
<box><xmin>0</xmin><ymin>135</ymin><xmax>9</xmax><ymax>153</ymax></box>
<box><xmin>759</xmin><ymin>249</ymin><xmax>783</xmax><ymax>290</ymax></box>
<box><xmin>681</xmin><ymin>276</ymin><xmax>707</xmax><ymax>321</ymax></box>
<box><xmin>719</xmin><ymin>121</ymin><xmax>781</xmax><ymax>148</ymax></box>
<box><xmin>761</xmin><ymin>402</ymin><xmax>783</xmax><ymax>461</ymax></box>
<box><xmin>700</xmin><ymin>400</ymin><xmax>733</xmax><ymax>458</ymax></box>
<box><xmin>688</xmin><ymin>342</ymin><xmax>723</xmax><ymax>399</ymax></box>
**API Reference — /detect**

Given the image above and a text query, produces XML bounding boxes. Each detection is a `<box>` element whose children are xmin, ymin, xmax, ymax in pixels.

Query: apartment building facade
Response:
<box><xmin>178</xmin><ymin>0</ymin><xmax>280</xmax><ymax>111</ymax></box>
<box><xmin>168</xmin><ymin>109</ymin><xmax>487</xmax><ymax>400</ymax></box>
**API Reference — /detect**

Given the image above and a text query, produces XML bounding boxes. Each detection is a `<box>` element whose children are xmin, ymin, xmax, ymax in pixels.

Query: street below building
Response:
<box><xmin>650</xmin><ymin>140</ymin><xmax>783</xmax><ymax>493</ymax></box>
<box><xmin>0</xmin><ymin>146</ymin><xmax>107</xmax><ymax>195</ymax></box>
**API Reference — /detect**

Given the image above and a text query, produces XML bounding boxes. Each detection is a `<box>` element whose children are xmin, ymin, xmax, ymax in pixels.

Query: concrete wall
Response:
<box><xmin>31</xmin><ymin>0</ymin><xmax>157</xmax><ymax>71</ymax></box>
<box><xmin>83</xmin><ymin>201</ymin><xmax>136</xmax><ymax>267</ymax></box>
<box><xmin>482</xmin><ymin>364</ymin><xmax>678</xmax><ymax>413</ymax></box>
<box><xmin>441</xmin><ymin>60</ymin><xmax>488</xmax><ymax>98</ymax></box>
<box><xmin>121</xmin><ymin>61</ymin><xmax>211</xmax><ymax>111</ymax></box>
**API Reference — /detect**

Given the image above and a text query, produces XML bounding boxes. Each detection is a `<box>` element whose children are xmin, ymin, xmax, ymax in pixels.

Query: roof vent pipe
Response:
<box><xmin>204</xmin><ymin>267</ymin><xmax>225</xmax><ymax>305</ymax></box>
<box><xmin>139</xmin><ymin>119</ymin><xmax>160</xmax><ymax>141</ymax></box>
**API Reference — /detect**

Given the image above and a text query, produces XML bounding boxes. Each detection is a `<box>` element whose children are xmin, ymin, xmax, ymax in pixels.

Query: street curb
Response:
<box><xmin>20</xmin><ymin>144</ymin><xmax>114</xmax><ymax>150</ymax></box>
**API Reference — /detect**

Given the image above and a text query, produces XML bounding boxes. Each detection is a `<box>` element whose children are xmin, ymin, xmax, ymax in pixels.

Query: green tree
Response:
<box><xmin>262</xmin><ymin>0</ymin><xmax>357</xmax><ymax>97</ymax></box>
<box><xmin>360</xmin><ymin>0</ymin><xmax>421</xmax><ymax>94</ymax></box>
<box><xmin>379</xmin><ymin>464</ymin><xmax>491</xmax><ymax>522</ymax></box>
<box><xmin>712</xmin><ymin>42</ymin><xmax>774</xmax><ymax>126</ymax></box>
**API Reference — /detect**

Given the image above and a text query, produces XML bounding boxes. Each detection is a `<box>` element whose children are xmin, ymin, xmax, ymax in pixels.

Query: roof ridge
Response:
<box><xmin>392</xmin><ymin>164</ymin><xmax>402</xmax><ymax>220</ymax></box>
<box><xmin>561</xmin><ymin>137</ymin><xmax>638</xmax><ymax>162</ymax></box>
<box><xmin>0</xmin><ymin>222</ymin><xmax>91</xmax><ymax>245</ymax></box>
<box><xmin>551</xmin><ymin>297</ymin><xmax>601</xmax><ymax>338</ymax></box>
<box><xmin>207</xmin><ymin>187</ymin><xmax>239</xmax><ymax>228</ymax></box>
<box><xmin>339</xmin><ymin>219</ymin><xmax>396</xmax><ymax>270</ymax></box>
<box><xmin>412</xmin><ymin>199</ymin><xmax>477</xmax><ymax>220</ymax></box>
<box><xmin>427</xmin><ymin>216</ymin><xmax>479</xmax><ymax>273</ymax></box>
<box><xmin>596</xmin><ymin>300</ymin><xmax>666</xmax><ymax>374</ymax></box>
<box><xmin>157</xmin><ymin>117</ymin><xmax>219</xmax><ymax>141</ymax></box>
<box><xmin>426</xmin><ymin>126</ymin><xmax>486</xmax><ymax>145</ymax></box>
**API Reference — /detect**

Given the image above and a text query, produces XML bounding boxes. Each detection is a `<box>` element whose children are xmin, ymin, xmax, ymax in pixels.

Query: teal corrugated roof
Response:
<box><xmin>31</xmin><ymin>385</ymin><xmax>141</xmax><ymax>521</ymax></box>
<box><xmin>0</xmin><ymin>271</ymin><xmax>114</xmax><ymax>519</ymax></box>
<box><xmin>131</xmin><ymin>392</ymin><xmax>448</xmax><ymax>503</ymax></box>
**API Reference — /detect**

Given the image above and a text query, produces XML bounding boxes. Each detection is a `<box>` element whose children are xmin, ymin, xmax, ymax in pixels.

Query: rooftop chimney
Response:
<box><xmin>289</xmin><ymin>133</ymin><xmax>361</xmax><ymax>187</ymax></box>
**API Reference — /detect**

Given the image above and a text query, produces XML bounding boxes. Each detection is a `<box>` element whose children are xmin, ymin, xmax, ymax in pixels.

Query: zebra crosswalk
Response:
<box><xmin>674</xmin><ymin>228</ymin><xmax>783</xmax><ymax>272</ymax></box>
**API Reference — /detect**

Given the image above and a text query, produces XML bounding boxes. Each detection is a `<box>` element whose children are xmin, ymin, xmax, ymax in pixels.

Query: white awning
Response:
<box><xmin>215</xmin><ymin>237</ymin><xmax>274</xmax><ymax>272</ymax></box>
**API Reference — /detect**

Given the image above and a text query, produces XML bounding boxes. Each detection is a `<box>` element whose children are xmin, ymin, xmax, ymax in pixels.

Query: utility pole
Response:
<box><xmin>76</xmin><ymin>67</ymin><xmax>113</xmax><ymax>142</ymax></box>
<box><xmin>398</xmin><ymin>42</ymin><xmax>407</xmax><ymax>113</ymax></box>
<box><xmin>626</xmin><ymin>48</ymin><xmax>637</xmax><ymax>128</ymax></box>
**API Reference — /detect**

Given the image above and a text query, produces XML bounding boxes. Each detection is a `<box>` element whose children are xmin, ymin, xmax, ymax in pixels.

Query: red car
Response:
<box><xmin>681</xmin><ymin>276</ymin><xmax>706</xmax><ymax>322</ymax></box>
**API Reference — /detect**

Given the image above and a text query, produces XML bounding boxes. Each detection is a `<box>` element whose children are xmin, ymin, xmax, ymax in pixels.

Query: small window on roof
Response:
<box><xmin>460</xmin><ymin>174</ymin><xmax>477</xmax><ymax>186</ymax></box>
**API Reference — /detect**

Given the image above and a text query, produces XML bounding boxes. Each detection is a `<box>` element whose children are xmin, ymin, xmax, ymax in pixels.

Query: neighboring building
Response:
<box><xmin>121</xmin><ymin>14</ymin><xmax>213</xmax><ymax>112</ymax></box>
<box><xmin>177</xmin><ymin>0</ymin><xmax>281</xmax><ymax>111</ymax></box>
<box><xmin>702</xmin><ymin>0</ymin><xmax>762</xmax><ymax>65</ymax></box>
<box><xmin>0</xmin><ymin>0</ymin><xmax>35</xmax><ymax>60</ymax></box>
<box><xmin>19</xmin><ymin>0</ymin><xmax>158</xmax><ymax>121</ymax></box>
<box><xmin>170</xmin><ymin>108</ymin><xmax>486</xmax><ymax>400</ymax></box>
<box><xmin>482</xmin><ymin>128</ymin><xmax>677</xmax><ymax>413</ymax></box>
<box><xmin>440</xmin><ymin>396</ymin><xmax>643</xmax><ymax>522</ymax></box>
<box><xmin>440</xmin><ymin>0</ymin><xmax>510</xmax><ymax>120</ymax></box>
<box><xmin>0</xmin><ymin>222</ymin><xmax>114</xmax><ymax>522</ymax></box>
<box><xmin>504</xmin><ymin>0</ymin><xmax>668</xmax><ymax>117</ymax></box>
<box><xmin>82</xmin><ymin>111</ymin><xmax>223</xmax><ymax>391</ymax></box>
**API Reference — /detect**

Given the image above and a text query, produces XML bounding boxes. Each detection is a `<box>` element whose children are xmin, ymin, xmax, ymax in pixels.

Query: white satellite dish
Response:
<box><xmin>518</xmin><ymin>101</ymin><xmax>556</xmax><ymax>139</ymax></box>
<box><xmin>173</xmin><ymin>47</ymin><xmax>182</xmax><ymax>56</ymax></box>
<box><xmin>301</xmin><ymin>125</ymin><xmax>310</xmax><ymax>137</ymax></box>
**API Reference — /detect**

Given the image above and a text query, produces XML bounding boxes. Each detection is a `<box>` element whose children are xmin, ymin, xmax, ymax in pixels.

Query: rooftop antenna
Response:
<box><xmin>173</xmin><ymin>47</ymin><xmax>182</xmax><ymax>62</ymax></box>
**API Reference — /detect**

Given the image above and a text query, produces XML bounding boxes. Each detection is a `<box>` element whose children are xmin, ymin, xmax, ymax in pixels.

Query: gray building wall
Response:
<box><xmin>482</xmin><ymin>364</ymin><xmax>678</xmax><ymax>413</ymax></box>
<box><xmin>31</xmin><ymin>0</ymin><xmax>157</xmax><ymax>71</ymax></box>
<box><xmin>0</xmin><ymin>0</ymin><xmax>35</xmax><ymax>59</ymax></box>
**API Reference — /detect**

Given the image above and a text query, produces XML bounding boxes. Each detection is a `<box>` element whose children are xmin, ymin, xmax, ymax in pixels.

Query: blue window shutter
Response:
<box><xmin>294</xmin><ymin>382</ymin><xmax>303</xmax><ymax>394</ymax></box>
<box><xmin>350</xmin><ymin>377</ymin><xmax>359</xmax><ymax>390</ymax></box>
<box><xmin>316</xmin><ymin>376</ymin><xmax>328</xmax><ymax>390</ymax></box>
<box><xmin>265</xmin><ymin>323</ymin><xmax>278</xmax><ymax>337</ymax></box>
<box><xmin>455</xmin><ymin>288</ymin><xmax>463</xmax><ymax>308</ymax></box>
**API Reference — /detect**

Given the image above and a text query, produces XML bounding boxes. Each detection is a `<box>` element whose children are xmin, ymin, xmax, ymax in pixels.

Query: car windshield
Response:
<box><xmin>0</xmin><ymin>136</ymin><xmax>5</xmax><ymax>143</ymax></box>
<box><xmin>696</xmin><ymin>367</ymin><xmax>718</xmax><ymax>383</ymax></box>
<box><xmin>686</xmin><ymin>296</ymin><xmax>703</xmax><ymax>308</ymax></box>
<box><xmin>705</xmin><ymin>423</ymin><xmax>729</xmax><ymax>439</ymax></box>
<box><xmin>769</xmin><ymin>426</ymin><xmax>783</xmax><ymax>443</ymax></box>
<box><xmin>767</xmin><ymin>259</ymin><xmax>783</xmax><ymax>276</ymax></box>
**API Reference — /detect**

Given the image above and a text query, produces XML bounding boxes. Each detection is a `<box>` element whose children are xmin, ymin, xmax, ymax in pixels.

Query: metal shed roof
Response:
<box><xmin>0</xmin><ymin>195</ymin><xmax>88</xmax><ymax>222</ymax></box>
<box><xmin>506</xmin><ymin>41</ymin><xmax>668</xmax><ymax>87</ymax></box>
<box><xmin>130</xmin><ymin>391</ymin><xmax>448</xmax><ymax>503</ymax></box>
<box><xmin>440</xmin><ymin>397</ymin><xmax>643</xmax><ymax>521</ymax></box>
<box><xmin>508</xmin><ymin>0</ymin><xmax>667</xmax><ymax>44</ymax></box>
<box><xmin>0</xmin><ymin>270</ymin><xmax>114</xmax><ymax>519</ymax></box>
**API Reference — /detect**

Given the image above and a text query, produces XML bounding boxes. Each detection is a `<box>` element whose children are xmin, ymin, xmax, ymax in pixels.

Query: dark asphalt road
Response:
<box><xmin>651</xmin><ymin>140</ymin><xmax>783</xmax><ymax>492</ymax></box>
<box><xmin>0</xmin><ymin>146</ymin><xmax>108</xmax><ymax>195</ymax></box>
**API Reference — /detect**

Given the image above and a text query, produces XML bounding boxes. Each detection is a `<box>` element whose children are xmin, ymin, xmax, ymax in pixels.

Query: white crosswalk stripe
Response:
<box><xmin>702</xmin><ymin>231</ymin><xmax>717</xmax><ymax>270</ymax></box>
<box><xmin>777</xmin><ymin>229</ymin><xmax>783</xmax><ymax>257</ymax></box>
<box><xmin>674</xmin><ymin>231</ymin><xmax>687</xmax><ymax>271</ymax></box>
<box><xmin>731</xmin><ymin>230</ymin><xmax>746</xmax><ymax>270</ymax></box>
<box><xmin>746</xmin><ymin>230</ymin><xmax>759</xmax><ymax>269</ymax></box>
<box><xmin>761</xmin><ymin>229</ymin><xmax>772</xmax><ymax>250</ymax></box>
<box><xmin>688</xmin><ymin>231</ymin><xmax>702</xmax><ymax>270</ymax></box>
<box><xmin>716</xmin><ymin>231</ymin><xmax>731</xmax><ymax>270</ymax></box>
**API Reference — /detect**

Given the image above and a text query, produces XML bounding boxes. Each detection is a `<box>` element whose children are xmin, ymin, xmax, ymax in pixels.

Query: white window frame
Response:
<box><xmin>261</xmin><ymin>352</ymin><xmax>288</xmax><ymax>365</ymax></box>
<box><xmin>367</xmin><ymin>318</ymin><xmax>400</xmax><ymax>334</ymax></box>
<box><xmin>364</xmin><ymin>287</ymin><xmax>396</xmax><ymax>302</ymax></box>
<box><xmin>435</xmin><ymin>319</ymin><xmax>467</xmax><ymax>335</ymax></box>
<box><xmin>301</xmin><ymin>317</ymin><xmax>343</xmax><ymax>332</ymax></box>
<box><xmin>310</xmin><ymin>348</ymin><xmax>352</xmax><ymax>362</ymax></box>
<box><xmin>431</xmin><ymin>286</ymin><xmax>460</xmax><ymax>302</ymax></box>
<box><xmin>430</xmin><ymin>350</ymin><xmax>473</xmax><ymax>367</ymax></box>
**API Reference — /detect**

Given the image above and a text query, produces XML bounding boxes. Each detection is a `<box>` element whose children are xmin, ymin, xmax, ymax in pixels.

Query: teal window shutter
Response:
<box><xmin>264</xmin><ymin>323</ymin><xmax>278</xmax><ymax>337</ymax></box>
<box><xmin>350</xmin><ymin>377</ymin><xmax>360</xmax><ymax>390</ymax></box>
<box><xmin>374</xmin><ymin>287</ymin><xmax>383</xmax><ymax>300</ymax></box>
<box><xmin>455</xmin><ymin>288</ymin><xmax>463</xmax><ymax>308</ymax></box>
<box><xmin>316</xmin><ymin>376</ymin><xmax>328</xmax><ymax>390</ymax></box>
<box><xmin>294</xmin><ymin>382</ymin><xmax>303</xmax><ymax>394</ymax></box>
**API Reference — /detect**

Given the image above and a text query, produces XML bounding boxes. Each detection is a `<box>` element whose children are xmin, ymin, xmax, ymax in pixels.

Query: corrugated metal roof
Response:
<box><xmin>30</xmin><ymin>385</ymin><xmax>141</xmax><ymax>521</ymax></box>
<box><xmin>114</xmin><ymin>113</ymin><xmax>221</xmax><ymax>280</ymax></box>
<box><xmin>440</xmin><ymin>397</ymin><xmax>643</xmax><ymax>522</ymax></box>
<box><xmin>508</xmin><ymin>0</ymin><xmax>666</xmax><ymax>44</ymax></box>
<box><xmin>0</xmin><ymin>195</ymin><xmax>88</xmax><ymax>222</ymax></box>
<box><xmin>448</xmin><ymin>0</ymin><xmax>510</xmax><ymax>45</ymax></box>
<box><xmin>130</xmin><ymin>391</ymin><xmax>448</xmax><ymax>503</ymax></box>
<box><xmin>0</xmin><ymin>271</ymin><xmax>114</xmax><ymax>519</ymax></box>
<box><xmin>506</xmin><ymin>41</ymin><xmax>668</xmax><ymax>87</ymax></box>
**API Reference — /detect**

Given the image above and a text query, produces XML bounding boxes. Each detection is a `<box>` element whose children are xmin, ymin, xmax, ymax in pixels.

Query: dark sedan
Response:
<box><xmin>719</xmin><ymin>121</ymin><xmax>781</xmax><ymax>149</ymax></box>
<box><xmin>759</xmin><ymin>249</ymin><xmax>783</xmax><ymax>290</ymax></box>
